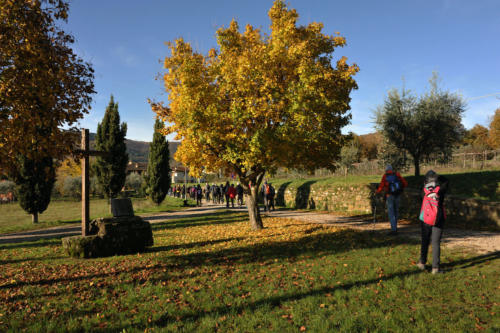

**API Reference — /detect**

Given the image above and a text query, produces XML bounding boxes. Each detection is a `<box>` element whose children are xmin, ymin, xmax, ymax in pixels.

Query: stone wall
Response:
<box><xmin>276</xmin><ymin>182</ymin><xmax>374</xmax><ymax>214</ymax></box>
<box><xmin>275</xmin><ymin>181</ymin><xmax>500</xmax><ymax>230</ymax></box>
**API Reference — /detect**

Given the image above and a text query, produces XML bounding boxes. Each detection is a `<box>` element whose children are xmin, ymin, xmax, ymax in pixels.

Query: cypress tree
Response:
<box><xmin>94</xmin><ymin>96</ymin><xmax>128</xmax><ymax>198</ymax></box>
<box><xmin>14</xmin><ymin>155</ymin><xmax>56</xmax><ymax>224</ymax></box>
<box><xmin>146</xmin><ymin>119</ymin><xmax>171</xmax><ymax>204</ymax></box>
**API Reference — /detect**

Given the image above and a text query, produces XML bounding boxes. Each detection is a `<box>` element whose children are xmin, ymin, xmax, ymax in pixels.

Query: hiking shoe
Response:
<box><xmin>431</xmin><ymin>268</ymin><xmax>442</xmax><ymax>274</ymax></box>
<box><xmin>417</xmin><ymin>262</ymin><xmax>425</xmax><ymax>270</ymax></box>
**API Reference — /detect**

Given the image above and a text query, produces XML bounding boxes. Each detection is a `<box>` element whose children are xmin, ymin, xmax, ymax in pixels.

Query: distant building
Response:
<box><xmin>171</xmin><ymin>166</ymin><xmax>204</xmax><ymax>184</ymax></box>
<box><xmin>125</xmin><ymin>141</ymin><xmax>206</xmax><ymax>183</ymax></box>
<box><xmin>126</xmin><ymin>161</ymin><xmax>148</xmax><ymax>175</ymax></box>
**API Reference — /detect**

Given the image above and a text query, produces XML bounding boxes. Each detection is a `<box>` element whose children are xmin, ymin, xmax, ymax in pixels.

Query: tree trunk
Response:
<box><xmin>32</xmin><ymin>212</ymin><xmax>38</xmax><ymax>224</ymax></box>
<box><xmin>414</xmin><ymin>158</ymin><xmax>420</xmax><ymax>177</ymax></box>
<box><xmin>245</xmin><ymin>186</ymin><xmax>263</xmax><ymax>230</ymax></box>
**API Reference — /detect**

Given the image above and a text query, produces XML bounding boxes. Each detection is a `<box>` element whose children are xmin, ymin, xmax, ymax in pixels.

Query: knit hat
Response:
<box><xmin>385</xmin><ymin>165</ymin><xmax>393</xmax><ymax>172</ymax></box>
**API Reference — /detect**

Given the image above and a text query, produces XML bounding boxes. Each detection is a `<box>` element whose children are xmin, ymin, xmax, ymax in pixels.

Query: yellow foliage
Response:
<box><xmin>152</xmin><ymin>0</ymin><xmax>357</xmax><ymax>179</ymax></box>
<box><xmin>488</xmin><ymin>108</ymin><xmax>500</xmax><ymax>149</ymax></box>
<box><xmin>56</xmin><ymin>157</ymin><xmax>82</xmax><ymax>178</ymax></box>
<box><xmin>151</xmin><ymin>0</ymin><xmax>358</xmax><ymax>227</ymax></box>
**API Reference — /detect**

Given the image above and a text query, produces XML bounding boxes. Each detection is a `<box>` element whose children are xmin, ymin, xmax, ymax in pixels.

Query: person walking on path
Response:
<box><xmin>376</xmin><ymin>165</ymin><xmax>407</xmax><ymax>235</ymax></box>
<box><xmin>266</xmin><ymin>183</ymin><xmax>276</xmax><ymax>212</ymax></box>
<box><xmin>211</xmin><ymin>184</ymin><xmax>218</xmax><ymax>203</ymax></box>
<box><xmin>236</xmin><ymin>183</ymin><xmax>244</xmax><ymax>207</ymax></box>
<box><xmin>261</xmin><ymin>181</ymin><xmax>269</xmax><ymax>212</ymax></box>
<box><xmin>224</xmin><ymin>181</ymin><xmax>231</xmax><ymax>208</ymax></box>
<box><xmin>227</xmin><ymin>184</ymin><xmax>236</xmax><ymax>208</ymax></box>
<box><xmin>196</xmin><ymin>184</ymin><xmax>203</xmax><ymax>206</ymax></box>
<box><xmin>417</xmin><ymin>170</ymin><xmax>449</xmax><ymax>274</ymax></box>
<box><xmin>205</xmin><ymin>183</ymin><xmax>211</xmax><ymax>202</ymax></box>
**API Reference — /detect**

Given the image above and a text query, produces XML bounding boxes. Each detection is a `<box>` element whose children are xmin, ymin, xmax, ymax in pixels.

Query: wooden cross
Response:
<box><xmin>74</xmin><ymin>129</ymin><xmax>109</xmax><ymax>236</ymax></box>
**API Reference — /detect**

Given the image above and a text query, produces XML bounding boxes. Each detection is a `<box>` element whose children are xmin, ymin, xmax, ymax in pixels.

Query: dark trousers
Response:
<box><xmin>265</xmin><ymin>195</ymin><xmax>275</xmax><ymax>211</ymax></box>
<box><xmin>420</xmin><ymin>222</ymin><xmax>443</xmax><ymax>268</ymax></box>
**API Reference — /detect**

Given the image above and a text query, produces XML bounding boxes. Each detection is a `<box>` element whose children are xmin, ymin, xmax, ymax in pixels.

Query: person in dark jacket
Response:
<box><xmin>223</xmin><ymin>181</ymin><xmax>231</xmax><ymax>207</ymax></box>
<box><xmin>196</xmin><ymin>184</ymin><xmax>203</xmax><ymax>206</ymax></box>
<box><xmin>417</xmin><ymin>170</ymin><xmax>449</xmax><ymax>274</ymax></box>
<box><xmin>236</xmin><ymin>183</ymin><xmax>244</xmax><ymax>207</ymax></box>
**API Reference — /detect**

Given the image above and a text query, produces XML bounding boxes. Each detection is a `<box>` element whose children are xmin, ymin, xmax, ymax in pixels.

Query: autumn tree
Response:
<box><xmin>151</xmin><ymin>0</ymin><xmax>358</xmax><ymax>229</ymax></box>
<box><xmin>0</xmin><ymin>0</ymin><xmax>95</xmax><ymax>175</ymax></box>
<box><xmin>145</xmin><ymin>119</ymin><xmax>171</xmax><ymax>204</ymax></box>
<box><xmin>358</xmin><ymin>132</ymin><xmax>382</xmax><ymax>160</ymax></box>
<box><xmin>488</xmin><ymin>108</ymin><xmax>500</xmax><ymax>149</ymax></box>
<box><xmin>376</xmin><ymin>74</ymin><xmax>466</xmax><ymax>176</ymax></box>
<box><xmin>94</xmin><ymin>96</ymin><xmax>128</xmax><ymax>198</ymax></box>
<box><xmin>463</xmin><ymin>124</ymin><xmax>490</xmax><ymax>150</ymax></box>
<box><xmin>56</xmin><ymin>157</ymin><xmax>82</xmax><ymax>178</ymax></box>
<box><xmin>54</xmin><ymin>156</ymin><xmax>81</xmax><ymax>197</ymax></box>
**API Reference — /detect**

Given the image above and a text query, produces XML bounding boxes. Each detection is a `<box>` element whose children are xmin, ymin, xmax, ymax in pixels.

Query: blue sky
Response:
<box><xmin>63</xmin><ymin>0</ymin><xmax>500</xmax><ymax>142</ymax></box>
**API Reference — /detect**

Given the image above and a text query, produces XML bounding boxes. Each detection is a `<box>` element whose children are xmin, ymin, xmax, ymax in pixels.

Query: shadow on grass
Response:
<box><xmin>0</xmin><ymin>226</ymin><xmax>419</xmax><ymax>290</ymax></box>
<box><xmin>147</xmin><ymin>237</ymin><xmax>245</xmax><ymax>253</ymax></box>
<box><xmin>150</xmin><ymin>212</ymin><xmax>248</xmax><ymax>231</ymax></box>
<box><xmin>0</xmin><ymin>228</ymin><xmax>421</xmax><ymax>291</ymax></box>
<box><xmin>295</xmin><ymin>180</ymin><xmax>317</xmax><ymax>209</ymax></box>
<box><xmin>146</xmin><ymin>251</ymin><xmax>500</xmax><ymax>328</ymax></box>
<box><xmin>0</xmin><ymin>256</ymin><xmax>66</xmax><ymax>265</ymax></box>
<box><xmin>0</xmin><ymin>238</ymin><xmax>61</xmax><ymax>250</ymax></box>
<box><xmin>275</xmin><ymin>182</ymin><xmax>292</xmax><ymax>207</ymax></box>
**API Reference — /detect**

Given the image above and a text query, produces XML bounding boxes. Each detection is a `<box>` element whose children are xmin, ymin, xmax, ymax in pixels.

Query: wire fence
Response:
<box><xmin>272</xmin><ymin>149</ymin><xmax>500</xmax><ymax>178</ymax></box>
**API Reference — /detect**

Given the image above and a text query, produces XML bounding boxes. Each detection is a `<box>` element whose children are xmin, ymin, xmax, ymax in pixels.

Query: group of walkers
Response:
<box><xmin>169</xmin><ymin>182</ymin><xmax>245</xmax><ymax>208</ymax></box>
<box><xmin>170</xmin><ymin>165</ymin><xmax>447</xmax><ymax>274</ymax></box>
<box><xmin>376</xmin><ymin>165</ymin><xmax>449</xmax><ymax>274</ymax></box>
<box><xmin>169</xmin><ymin>180</ymin><xmax>276</xmax><ymax>211</ymax></box>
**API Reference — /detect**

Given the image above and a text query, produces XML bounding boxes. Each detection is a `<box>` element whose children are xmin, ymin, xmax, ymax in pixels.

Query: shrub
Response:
<box><xmin>62</xmin><ymin>176</ymin><xmax>81</xmax><ymax>199</ymax></box>
<box><xmin>0</xmin><ymin>180</ymin><xmax>15</xmax><ymax>194</ymax></box>
<box><xmin>125</xmin><ymin>173</ymin><xmax>145</xmax><ymax>197</ymax></box>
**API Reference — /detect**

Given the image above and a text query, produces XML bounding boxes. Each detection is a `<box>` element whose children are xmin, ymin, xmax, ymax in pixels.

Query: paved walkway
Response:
<box><xmin>1</xmin><ymin>203</ymin><xmax>499</xmax><ymax>255</ymax></box>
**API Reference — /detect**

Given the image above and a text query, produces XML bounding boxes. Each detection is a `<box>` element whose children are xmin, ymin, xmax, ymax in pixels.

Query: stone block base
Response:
<box><xmin>62</xmin><ymin>216</ymin><xmax>154</xmax><ymax>258</ymax></box>
<box><xmin>62</xmin><ymin>235</ymin><xmax>102</xmax><ymax>258</ymax></box>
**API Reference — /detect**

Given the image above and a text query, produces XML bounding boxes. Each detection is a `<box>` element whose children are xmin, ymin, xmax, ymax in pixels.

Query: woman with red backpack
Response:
<box><xmin>417</xmin><ymin>170</ymin><xmax>449</xmax><ymax>274</ymax></box>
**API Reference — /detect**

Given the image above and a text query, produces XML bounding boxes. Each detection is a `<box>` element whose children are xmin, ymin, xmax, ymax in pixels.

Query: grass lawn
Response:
<box><xmin>0</xmin><ymin>196</ymin><xmax>192</xmax><ymax>234</ymax></box>
<box><xmin>271</xmin><ymin>169</ymin><xmax>500</xmax><ymax>201</ymax></box>
<box><xmin>404</xmin><ymin>169</ymin><xmax>500</xmax><ymax>201</ymax></box>
<box><xmin>0</xmin><ymin>212</ymin><xmax>498</xmax><ymax>332</ymax></box>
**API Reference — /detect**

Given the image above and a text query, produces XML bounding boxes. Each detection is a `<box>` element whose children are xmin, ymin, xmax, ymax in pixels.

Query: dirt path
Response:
<box><xmin>267</xmin><ymin>210</ymin><xmax>500</xmax><ymax>255</ymax></box>
<box><xmin>1</xmin><ymin>203</ymin><xmax>499</xmax><ymax>255</ymax></box>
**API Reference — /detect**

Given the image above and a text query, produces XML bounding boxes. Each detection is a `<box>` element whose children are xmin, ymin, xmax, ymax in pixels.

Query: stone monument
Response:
<box><xmin>62</xmin><ymin>198</ymin><xmax>154</xmax><ymax>258</ymax></box>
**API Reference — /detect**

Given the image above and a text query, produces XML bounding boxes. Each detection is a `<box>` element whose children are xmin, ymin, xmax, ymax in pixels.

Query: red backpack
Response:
<box><xmin>419</xmin><ymin>186</ymin><xmax>442</xmax><ymax>225</ymax></box>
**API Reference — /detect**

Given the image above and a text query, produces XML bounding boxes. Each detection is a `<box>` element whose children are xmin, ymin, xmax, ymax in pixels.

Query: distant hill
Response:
<box><xmin>89</xmin><ymin>133</ymin><xmax>180</xmax><ymax>164</ymax></box>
